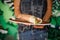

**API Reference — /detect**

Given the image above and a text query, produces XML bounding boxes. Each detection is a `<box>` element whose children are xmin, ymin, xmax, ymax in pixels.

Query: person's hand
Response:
<box><xmin>22</xmin><ymin>17</ymin><xmax>42</xmax><ymax>26</ymax></box>
<box><xmin>33</xmin><ymin>21</ymin><xmax>48</xmax><ymax>29</ymax></box>
<box><xmin>36</xmin><ymin>17</ymin><xmax>42</xmax><ymax>24</ymax></box>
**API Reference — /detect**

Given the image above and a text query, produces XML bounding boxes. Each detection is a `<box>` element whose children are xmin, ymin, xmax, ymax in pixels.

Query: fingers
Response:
<box><xmin>36</xmin><ymin>18</ymin><xmax>42</xmax><ymax>24</ymax></box>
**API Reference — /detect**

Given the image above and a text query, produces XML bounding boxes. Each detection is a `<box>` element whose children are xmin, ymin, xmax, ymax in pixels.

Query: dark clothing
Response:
<box><xmin>18</xmin><ymin>0</ymin><xmax>47</xmax><ymax>40</ymax></box>
<box><xmin>18</xmin><ymin>24</ymin><xmax>48</xmax><ymax>40</ymax></box>
<box><xmin>21</xmin><ymin>0</ymin><xmax>47</xmax><ymax>18</ymax></box>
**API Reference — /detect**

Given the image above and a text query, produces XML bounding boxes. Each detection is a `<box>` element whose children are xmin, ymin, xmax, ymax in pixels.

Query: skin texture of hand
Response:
<box><xmin>11</xmin><ymin>16</ymin><xmax>42</xmax><ymax>26</ymax></box>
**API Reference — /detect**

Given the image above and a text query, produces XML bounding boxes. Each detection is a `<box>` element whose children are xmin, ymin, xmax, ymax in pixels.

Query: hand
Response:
<box><xmin>23</xmin><ymin>17</ymin><xmax>42</xmax><ymax>25</ymax></box>
<box><xmin>36</xmin><ymin>17</ymin><xmax>42</xmax><ymax>24</ymax></box>
<box><xmin>33</xmin><ymin>21</ymin><xmax>48</xmax><ymax>29</ymax></box>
